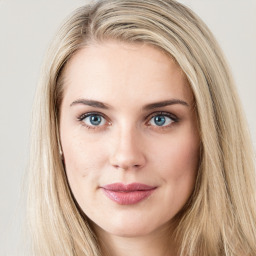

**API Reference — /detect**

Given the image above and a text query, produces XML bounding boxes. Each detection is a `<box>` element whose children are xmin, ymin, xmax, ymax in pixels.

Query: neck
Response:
<box><xmin>95</xmin><ymin>224</ymin><xmax>178</xmax><ymax>256</ymax></box>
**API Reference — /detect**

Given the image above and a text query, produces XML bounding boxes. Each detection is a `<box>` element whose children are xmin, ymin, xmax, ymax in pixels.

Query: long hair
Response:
<box><xmin>27</xmin><ymin>0</ymin><xmax>256</xmax><ymax>255</ymax></box>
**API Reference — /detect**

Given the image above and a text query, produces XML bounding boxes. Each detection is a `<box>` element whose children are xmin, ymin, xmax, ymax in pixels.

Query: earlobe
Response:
<box><xmin>59</xmin><ymin>146</ymin><xmax>65</xmax><ymax>164</ymax></box>
<box><xmin>60</xmin><ymin>150</ymin><xmax>65</xmax><ymax>164</ymax></box>
<box><xmin>61</xmin><ymin>153</ymin><xmax>65</xmax><ymax>163</ymax></box>
<box><xmin>57</xmin><ymin>130</ymin><xmax>65</xmax><ymax>163</ymax></box>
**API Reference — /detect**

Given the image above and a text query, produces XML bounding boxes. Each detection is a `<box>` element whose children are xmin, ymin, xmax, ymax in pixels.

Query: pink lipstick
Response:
<box><xmin>101</xmin><ymin>183</ymin><xmax>156</xmax><ymax>205</ymax></box>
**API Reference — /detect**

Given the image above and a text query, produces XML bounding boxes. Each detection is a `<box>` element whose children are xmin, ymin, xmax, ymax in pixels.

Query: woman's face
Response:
<box><xmin>60</xmin><ymin>41</ymin><xmax>200</xmax><ymax>237</ymax></box>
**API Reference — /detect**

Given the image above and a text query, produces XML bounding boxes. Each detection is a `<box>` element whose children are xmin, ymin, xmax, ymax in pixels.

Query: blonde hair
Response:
<box><xmin>27</xmin><ymin>0</ymin><xmax>256</xmax><ymax>255</ymax></box>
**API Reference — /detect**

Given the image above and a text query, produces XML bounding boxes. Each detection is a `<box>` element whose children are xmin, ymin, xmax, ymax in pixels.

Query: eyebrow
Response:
<box><xmin>70</xmin><ymin>98</ymin><xmax>189</xmax><ymax>109</ymax></box>
<box><xmin>143</xmin><ymin>99</ymin><xmax>189</xmax><ymax>110</ymax></box>
<box><xmin>70</xmin><ymin>99</ymin><xmax>110</xmax><ymax>109</ymax></box>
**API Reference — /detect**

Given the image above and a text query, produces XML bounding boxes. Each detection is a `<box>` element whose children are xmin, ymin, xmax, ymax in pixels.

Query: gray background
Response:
<box><xmin>0</xmin><ymin>0</ymin><xmax>255</xmax><ymax>255</ymax></box>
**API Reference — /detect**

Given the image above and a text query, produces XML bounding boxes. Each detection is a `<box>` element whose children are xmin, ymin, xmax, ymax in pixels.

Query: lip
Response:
<box><xmin>101</xmin><ymin>183</ymin><xmax>157</xmax><ymax>205</ymax></box>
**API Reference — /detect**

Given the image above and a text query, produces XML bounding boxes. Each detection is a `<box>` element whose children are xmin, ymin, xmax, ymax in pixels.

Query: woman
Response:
<box><xmin>27</xmin><ymin>0</ymin><xmax>256</xmax><ymax>255</ymax></box>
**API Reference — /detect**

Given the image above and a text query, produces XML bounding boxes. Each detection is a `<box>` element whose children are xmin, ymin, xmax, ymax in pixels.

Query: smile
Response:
<box><xmin>101</xmin><ymin>183</ymin><xmax>157</xmax><ymax>205</ymax></box>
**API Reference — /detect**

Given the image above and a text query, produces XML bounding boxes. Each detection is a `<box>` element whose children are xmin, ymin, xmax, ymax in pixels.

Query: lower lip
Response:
<box><xmin>102</xmin><ymin>189</ymin><xmax>155</xmax><ymax>205</ymax></box>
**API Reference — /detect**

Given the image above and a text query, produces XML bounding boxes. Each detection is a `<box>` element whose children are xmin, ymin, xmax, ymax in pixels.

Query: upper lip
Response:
<box><xmin>101</xmin><ymin>183</ymin><xmax>156</xmax><ymax>192</ymax></box>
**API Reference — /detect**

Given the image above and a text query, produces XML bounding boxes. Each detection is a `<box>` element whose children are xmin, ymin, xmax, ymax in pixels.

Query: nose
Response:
<box><xmin>109</xmin><ymin>126</ymin><xmax>146</xmax><ymax>171</ymax></box>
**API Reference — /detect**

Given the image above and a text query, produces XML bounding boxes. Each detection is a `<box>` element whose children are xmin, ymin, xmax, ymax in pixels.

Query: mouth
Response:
<box><xmin>100</xmin><ymin>183</ymin><xmax>157</xmax><ymax>205</ymax></box>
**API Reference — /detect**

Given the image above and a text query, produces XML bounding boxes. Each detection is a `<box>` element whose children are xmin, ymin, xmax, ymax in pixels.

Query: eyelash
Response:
<box><xmin>146</xmin><ymin>111</ymin><xmax>179</xmax><ymax>130</ymax></box>
<box><xmin>77</xmin><ymin>112</ymin><xmax>110</xmax><ymax>130</ymax></box>
<box><xmin>77</xmin><ymin>111</ymin><xmax>179</xmax><ymax>131</ymax></box>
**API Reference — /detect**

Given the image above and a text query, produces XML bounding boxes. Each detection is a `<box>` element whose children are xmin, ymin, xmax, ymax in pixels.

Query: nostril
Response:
<box><xmin>109</xmin><ymin>141</ymin><xmax>147</xmax><ymax>170</ymax></box>
<box><xmin>112</xmin><ymin>163</ymin><xmax>142</xmax><ymax>170</ymax></box>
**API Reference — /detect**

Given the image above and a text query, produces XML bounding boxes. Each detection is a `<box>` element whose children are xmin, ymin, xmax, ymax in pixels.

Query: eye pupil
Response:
<box><xmin>90</xmin><ymin>115</ymin><xmax>102</xmax><ymax>125</ymax></box>
<box><xmin>154</xmin><ymin>116</ymin><xmax>166</xmax><ymax>126</ymax></box>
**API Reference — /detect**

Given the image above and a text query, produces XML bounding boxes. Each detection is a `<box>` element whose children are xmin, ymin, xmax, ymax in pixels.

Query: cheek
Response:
<box><xmin>62</xmin><ymin>126</ymin><xmax>106</xmax><ymax>170</ymax></box>
<box><xmin>157</xmin><ymin>138</ymin><xmax>199</xmax><ymax>218</ymax></box>
<box><xmin>156</xmin><ymin>134</ymin><xmax>199</xmax><ymax>173</ymax></box>
<box><xmin>61</xmin><ymin>130</ymin><xmax>107</xmax><ymax>200</ymax></box>
<box><xmin>154</xmin><ymin>132</ymin><xmax>199</xmax><ymax>199</ymax></box>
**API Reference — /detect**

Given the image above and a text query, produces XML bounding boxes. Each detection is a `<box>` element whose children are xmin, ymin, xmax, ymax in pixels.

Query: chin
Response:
<box><xmin>105</xmin><ymin>228</ymin><xmax>153</xmax><ymax>238</ymax></box>
<box><xmin>109</xmin><ymin>226</ymin><xmax>151</xmax><ymax>237</ymax></box>
<box><xmin>97</xmin><ymin>215</ymin><xmax>166</xmax><ymax>238</ymax></box>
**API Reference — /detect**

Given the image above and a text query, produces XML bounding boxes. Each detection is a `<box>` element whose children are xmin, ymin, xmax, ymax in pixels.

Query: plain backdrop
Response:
<box><xmin>0</xmin><ymin>0</ymin><xmax>255</xmax><ymax>255</ymax></box>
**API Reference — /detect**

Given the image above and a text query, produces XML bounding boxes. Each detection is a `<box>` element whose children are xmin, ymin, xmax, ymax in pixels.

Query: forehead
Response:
<box><xmin>62</xmin><ymin>41</ymin><xmax>193</xmax><ymax>107</ymax></box>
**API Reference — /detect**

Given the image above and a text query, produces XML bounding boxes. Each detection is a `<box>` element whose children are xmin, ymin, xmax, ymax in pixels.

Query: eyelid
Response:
<box><xmin>77</xmin><ymin>111</ymin><xmax>106</xmax><ymax>120</ymax></box>
<box><xmin>145</xmin><ymin>111</ymin><xmax>179</xmax><ymax>123</ymax></box>
<box><xmin>76</xmin><ymin>111</ymin><xmax>178</xmax><ymax>130</ymax></box>
<box><xmin>77</xmin><ymin>111</ymin><xmax>111</xmax><ymax>129</ymax></box>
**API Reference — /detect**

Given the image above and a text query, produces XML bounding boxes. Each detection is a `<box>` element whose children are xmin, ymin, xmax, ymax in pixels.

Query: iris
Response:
<box><xmin>154</xmin><ymin>116</ymin><xmax>166</xmax><ymax>126</ymax></box>
<box><xmin>90</xmin><ymin>115</ymin><xmax>102</xmax><ymax>126</ymax></box>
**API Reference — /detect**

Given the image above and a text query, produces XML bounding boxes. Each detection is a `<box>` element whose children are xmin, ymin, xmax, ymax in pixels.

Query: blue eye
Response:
<box><xmin>82</xmin><ymin>114</ymin><xmax>106</xmax><ymax>127</ymax></box>
<box><xmin>149</xmin><ymin>115</ymin><xmax>173</xmax><ymax>127</ymax></box>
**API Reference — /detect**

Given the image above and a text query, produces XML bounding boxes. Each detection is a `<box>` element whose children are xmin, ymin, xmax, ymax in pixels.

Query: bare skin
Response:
<box><xmin>60</xmin><ymin>41</ymin><xmax>200</xmax><ymax>256</ymax></box>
